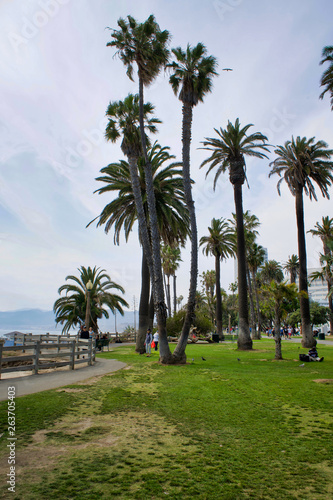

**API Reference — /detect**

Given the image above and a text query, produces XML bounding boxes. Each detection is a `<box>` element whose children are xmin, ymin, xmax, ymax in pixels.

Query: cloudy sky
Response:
<box><xmin>0</xmin><ymin>0</ymin><xmax>332</xmax><ymax>315</ymax></box>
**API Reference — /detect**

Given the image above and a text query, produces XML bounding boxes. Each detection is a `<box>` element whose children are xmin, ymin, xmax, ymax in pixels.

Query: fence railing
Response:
<box><xmin>0</xmin><ymin>337</ymin><xmax>95</xmax><ymax>379</ymax></box>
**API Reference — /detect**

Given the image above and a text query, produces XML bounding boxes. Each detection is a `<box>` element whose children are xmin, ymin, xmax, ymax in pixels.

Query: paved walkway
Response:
<box><xmin>0</xmin><ymin>357</ymin><xmax>126</xmax><ymax>401</ymax></box>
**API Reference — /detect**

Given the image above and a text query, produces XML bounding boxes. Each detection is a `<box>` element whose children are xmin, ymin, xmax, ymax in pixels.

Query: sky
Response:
<box><xmin>0</xmin><ymin>0</ymin><xmax>332</xmax><ymax>316</ymax></box>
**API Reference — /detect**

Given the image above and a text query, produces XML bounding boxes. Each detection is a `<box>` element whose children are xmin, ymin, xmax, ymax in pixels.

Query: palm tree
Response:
<box><xmin>247</xmin><ymin>242</ymin><xmax>266</xmax><ymax>337</ymax></box>
<box><xmin>200</xmin><ymin>218</ymin><xmax>236</xmax><ymax>340</ymax></box>
<box><xmin>108</xmin><ymin>15</ymin><xmax>172</xmax><ymax>362</ymax></box>
<box><xmin>258</xmin><ymin>260</ymin><xmax>284</xmax><ymax>285</ymax></box>
<box><xmin>200</xmin><ymin>270</ymin><xmax>216</xmax><ymax>323</ymax></box>
<box><xmin>168</xmin><ymin>43</ymin><xmax>218</xmax><ymax>361</ymax></box>
<box><xmin>309</xmin><ymin>216</ymin><xmax>333</xmax><ymax>333</ymax></box>
<box><xmin>91</xmin><ymin>142</ymin><xmax>189</xmax><ymax>353</ymax></box>
<box><xmin>269</xmin><ymin>136</ymin><xmax>333</xmax><ymax>347</ymax></box>
<box><xmin>262</xmin><ymin>281</ymin><xmax>298</xmax><ymax>360</ymax></box>
<box><xmin>161</xmin><ymin>244</ymin><xmax>183</xmax><ymax>316</ymax></box>
<box><xmin>103</xmin><ymin>93</ymin><xmax>159</xmax><ymax>285</ymax></box>
<box><xmin>54</xmin><ymin>266</ymin><xmax>128</xmax><ymax>334</ymax></box>
<box><xmin>201</xmin><ymin>119</ymin><xmax>270</xmax><ymax>350</ymax></box>
<box><xmin>319</xmin><ymin>45</ymin><xmax>333</xmax><ymax>110</ymax></box>
<box><xmin>283</xmin><ymin>254</ymin><xmax>300</xmax><ymax>284</ymax></box>
<box><xmin>230</xmin><ymin>210</ymin><xmax>261</xmax><ymax>337</ymax></box>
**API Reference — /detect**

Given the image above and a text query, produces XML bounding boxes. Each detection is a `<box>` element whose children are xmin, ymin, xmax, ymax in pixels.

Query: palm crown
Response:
<box><xmin>201</xmin><ymin>118</ymin><xmax>270</xmax><ymax>187</ymax></box>
<box><xmin>92</xmin><ymin>142</ymin><xmax>190</xmax><ymax>246</ymax></box>
<box><xmin>168</xmin><ymin>43</ymin><xmax>218</xmax><ymax>106</ymax></box>
<box><xmin>269</xmin><ymin>136</ymin><xmax>333</xmax><ymax>199</ymax></box>
<box><xmin>319</xmin><ymin>45</ymin><xmax>333</xmax><ymax>110</ymax></box>
<box><xmin>54</xmin><ymin>266</ymin><xmax>128</xmax><ymax>334</ymax></box>
<box><xmin>105</xmin><ymin>94</ymin><xmax>160</xmax><ymax>157</ymax></box>
<box><xmin>107</xmin><ymin>15</ymin><xmax>170</xmax><ymax>85</ymax></box>
<box><xmin>200</xmin><ymin>218</ymin><xmax>236</xmax><ymax>260</ymax></box>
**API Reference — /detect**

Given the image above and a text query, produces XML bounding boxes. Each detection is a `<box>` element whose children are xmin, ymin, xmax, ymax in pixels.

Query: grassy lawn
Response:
<box><xmin>0</xmin><ymin>340</ymin><xmax>332</xmax><ymax>499</ymax></box>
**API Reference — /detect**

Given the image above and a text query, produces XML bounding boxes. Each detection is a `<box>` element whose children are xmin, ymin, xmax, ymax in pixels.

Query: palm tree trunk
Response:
<box><xmin>127</xmin><ymin>155</ymin><xmax>155</xmax><ymax>293</ymax></box>
<box><xmin>295</xmin><ymin>189</ymin><xmax>315</xmax><ymax>348</ymax></box>
<box><xmin>136</xmin><ymin>247</ymin><xmax>150</xmax><ymax>354</ymax></box>
<box><xmin>138</xmin><ymin>77</ymin><xmax>172</xmax><ymax>363</ymax></box>
<box><xmin>166</xmin><ymin>275</ymin><xmax>171</xmax><ymax>318</ymax></box>
<box><xmin>149</xmin><ymin>290</ymin><xmax>154</xmax><ymax>329</ymax></box>
<box><xmin>233</xmin><ymin>183</ymin><xmax>252</xmax><ymax>350</ymax></box>
<box><xmin>274</xmin><ymin>306</ymin><xmax>282</xmax><ymax>360</ymax></box>
<box><xmin>173</xmin><ymin>274</ymin><xmax>177</xmax><ymax>315</ymax></box>
<box><xmin>328</xmin><ymin>283</ymin><xmax>333</xmax><ymax>335</ymax></box>
<box><xmin>173</xmin><ymin>102</ymin><xmax>198</xmax><ymax>363</ymax></box>
<box><xmin>215</xmin><ymin>253</ymin><xmax>224</xmax><ymax>340</ymax></box>
<box><xmin>246</xmin><ymin>263</ymin><xmax>256</xmax><ymax>338</ymax></box>
<box><xmin>252</xmin><ymin>271</ymin><xmax>261</xmax><ymax>339</ymax></box>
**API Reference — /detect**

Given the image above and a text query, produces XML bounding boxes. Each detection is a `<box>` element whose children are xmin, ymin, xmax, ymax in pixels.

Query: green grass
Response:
<box><xmin>0</xmin><ymin>340</ymin><xmax>332</xmax><ymax>499</ymax></box>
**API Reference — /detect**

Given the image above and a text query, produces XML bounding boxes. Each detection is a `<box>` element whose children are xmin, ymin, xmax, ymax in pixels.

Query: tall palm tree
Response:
<box><xmin>91</xmin><ymin>142</ymin><xmax>189</xmax><ymax>352</ymax></box>
<box><xmin>108</xmin><ymin>15</ymin><xmax>172</xmax><ymax>362</ymax></box>
<box><xmin>230</xmin><ymin>210</ymin><xmax>261</xmax><ymax>337</ymax></box>
<box><xmin>201</xmin><ymin>119</ymin><xmax>270</xmax><ymax>350</ymax></box>
<box><xmin>200</xmin><ymin>218</ymin><xmax>236</xmax><ymax>340</ymax></box>
<box><xmin>247</xmin><ymin>242</ymin><xmax>266</xmax><ymax>337</ymax></box>
<box><xmin>269</xmin><ymin>136</ymin><xmax>333</xmax><ymax>347</ymax></box>
<box><xmin>103</xmin><ymin>93</ymin><xmax>159</xmax><ymax>287</ymax></box>
<box><xmin>319</xmin><ymin>45</ymin><xmax>333</xmax><ymax>110</ymax></box>
<box><xmin>167</xmin><ymin>42</ymin><xmax>218</xmax><ymax>360</ymax></box>
<box><xmin>283</xmin><ymin>254</ymin><xmax>300</xmax><ymax>284</ymax></box>
<box><xmin>53</xmin><ymin>266</ymin><xmax>128</xmax><ymax>334</ymax></box>
<box><xmin>309</xmin><ymin>216</ymin><xmax>333</xmax><ymax>333</ymax></box>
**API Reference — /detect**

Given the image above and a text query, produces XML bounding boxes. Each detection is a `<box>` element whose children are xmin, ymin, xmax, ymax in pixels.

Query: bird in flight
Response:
<box><xmin>222</xmin><ymin>68</ymin><xmax>233</xmax><ymax>71</ymax></box>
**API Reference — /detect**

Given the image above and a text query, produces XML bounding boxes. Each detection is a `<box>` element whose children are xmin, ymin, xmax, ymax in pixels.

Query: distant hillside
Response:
<box><xmin>0</xmin><ymin>309</ymin><xmax>135</xmax><ymax>333</ymax></box>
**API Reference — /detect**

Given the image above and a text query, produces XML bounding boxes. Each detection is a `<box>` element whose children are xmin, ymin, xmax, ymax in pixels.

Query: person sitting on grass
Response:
<box><xmin>308</xmin><ymin>345</ymin><xmax>324</xmax><ymax>362</ymax></box>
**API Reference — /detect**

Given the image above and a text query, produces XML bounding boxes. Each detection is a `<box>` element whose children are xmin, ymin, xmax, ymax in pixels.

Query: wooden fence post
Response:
<box><xmin>33</xmin><ymin>340</ymin><xmax>41</xmax><ymax>375</ymax></box>
<box><xmin>0</xmin><ymin>340</ymin><xmax>4</xmax><ymax>380</ymax></box>
<box><xmin>88</xmin><ymin>339</ymin><xmax>92</xmax><ymax>366</ymax></box>
<box><xmin>70</xmin><ymin>341</ymin><xmax>75</xmax><ymax>370</ymax></box>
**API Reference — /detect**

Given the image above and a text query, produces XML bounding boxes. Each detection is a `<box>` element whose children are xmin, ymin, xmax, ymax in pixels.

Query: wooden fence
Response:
<box><xmin>0</xmin><ymin>336</ymin><xmax>95</xmax><ymax>379</ymax></box>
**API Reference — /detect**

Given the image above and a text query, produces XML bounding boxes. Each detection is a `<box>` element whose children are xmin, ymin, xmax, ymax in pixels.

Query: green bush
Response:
<box><xmin>166</xmin><ymin>309</ymin><xmax>185</xmax><ymax>336</ymax></box>
<box><xmin>194</xmin><ymin>312</ymin><xmax>214</xmax><ymax>335</ymax></box>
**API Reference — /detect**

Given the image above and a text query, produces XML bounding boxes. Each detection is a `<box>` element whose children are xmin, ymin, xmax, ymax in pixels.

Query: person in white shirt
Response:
<box><xmin>153</xmin><ymin>331</ymin><xmax>159</xmax><ymax>351</ymax></box>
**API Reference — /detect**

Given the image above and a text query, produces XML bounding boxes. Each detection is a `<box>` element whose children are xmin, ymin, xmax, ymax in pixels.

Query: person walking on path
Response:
<box><xmin>153</xmin><ymin>331</ymin><xmax>159</xmax><ymax>351</ymax></box>
<box><xmin>145</xmin><ymin>329</ymin><xmax>152</xmax><ymax>357</ymax></box>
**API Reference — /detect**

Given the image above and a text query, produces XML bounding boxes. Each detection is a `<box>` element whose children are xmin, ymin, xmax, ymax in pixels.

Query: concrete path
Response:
<box><xmin>0</xmin><ymin>357</ymin><xmax>126</xmax><ymax>401</ymax></box>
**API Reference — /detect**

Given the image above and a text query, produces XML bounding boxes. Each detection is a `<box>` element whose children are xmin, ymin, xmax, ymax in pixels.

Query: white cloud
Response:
<box><xmin>0</xmin><ymin>0</ymin><xmax>332</xmax><ymax>313</ymax></box>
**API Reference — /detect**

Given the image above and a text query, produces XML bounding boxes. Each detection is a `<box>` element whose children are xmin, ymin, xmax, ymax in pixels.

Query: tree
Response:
<box><xmin>200</xmin><ymin>270</ymin><xmax>216</xmax><ymax>323</ymax></box>
<box><xmin>91</xmin><ymin>142</ymin><xmax>189</xmax><ymax>353</ymax></box>
<box><xmin>108</xmin><ymin>14</ymin><xmax>175</xmax><ymax>363</ymax></box>
<box><xmin>230</xmin><ymin>210</ymin><xmax>261</xmax><ymax>337</ymax></box>
<box><xmin>54</xmin><ymin>266</ymin><xmax>128</xmax><ymax>334</ymax></box>
<box><xmin>247</xmin><ymin>242</ymin><xmax>266</xmax><ymax>337</ymax></box>
<box><xmin>262</xmin><ymin>281</ymin><xmax>298</xmax><ymax>360</ymax></box>
<box><xmin>258</xmin><ymin>260</ymin><xmax>284</xmax><ymax>285</ymax></box>
<box><xmin>201</xmin><ymin>118</ymin><xmax>270</xmax><ymax>350</ymax></box>
<box><xmin>319</xmin><ymin>45</ymin><xmax>333</xmax><ymax>110</ymax></box>
<box><xmin>269</xmin><ymin>136</ymin><xmax>333</xmax><ymax>347</ymax></box>
<box><xmin>200</xmin><ymin>218</ymin><xmax>236</xmax><ymax>339</ymax></box>
<box><xmin>161</xmin><ymin>244</ymin><xmax>182</xmax><ymax>317</ymax></box>
<box><xmin>283</xmin><ymin>254</ymin><xmax>300</xmax><ymax>284</ymax></box>
<box><xmin>167</xmin><ymin>42</ymin><xmax>218</xmax><ymax>361</ymax></box>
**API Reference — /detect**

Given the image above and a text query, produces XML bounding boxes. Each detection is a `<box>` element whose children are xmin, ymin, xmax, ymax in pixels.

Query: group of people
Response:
<box><xmin>266</xmin><ymin>326</ymin><xmax>299</xmax><ymax>338</ymax></box>
<box><xmin>144</xmin><ymin>328</ymin><xmax>159</xmax><ymax>357</ymax></box>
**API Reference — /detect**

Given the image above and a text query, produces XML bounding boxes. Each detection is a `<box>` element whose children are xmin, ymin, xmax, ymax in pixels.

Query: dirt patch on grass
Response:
<box><xmin>313</xmin><ymin>379</ymin><xmax>333</xmax><ymax>384</ymax></box>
